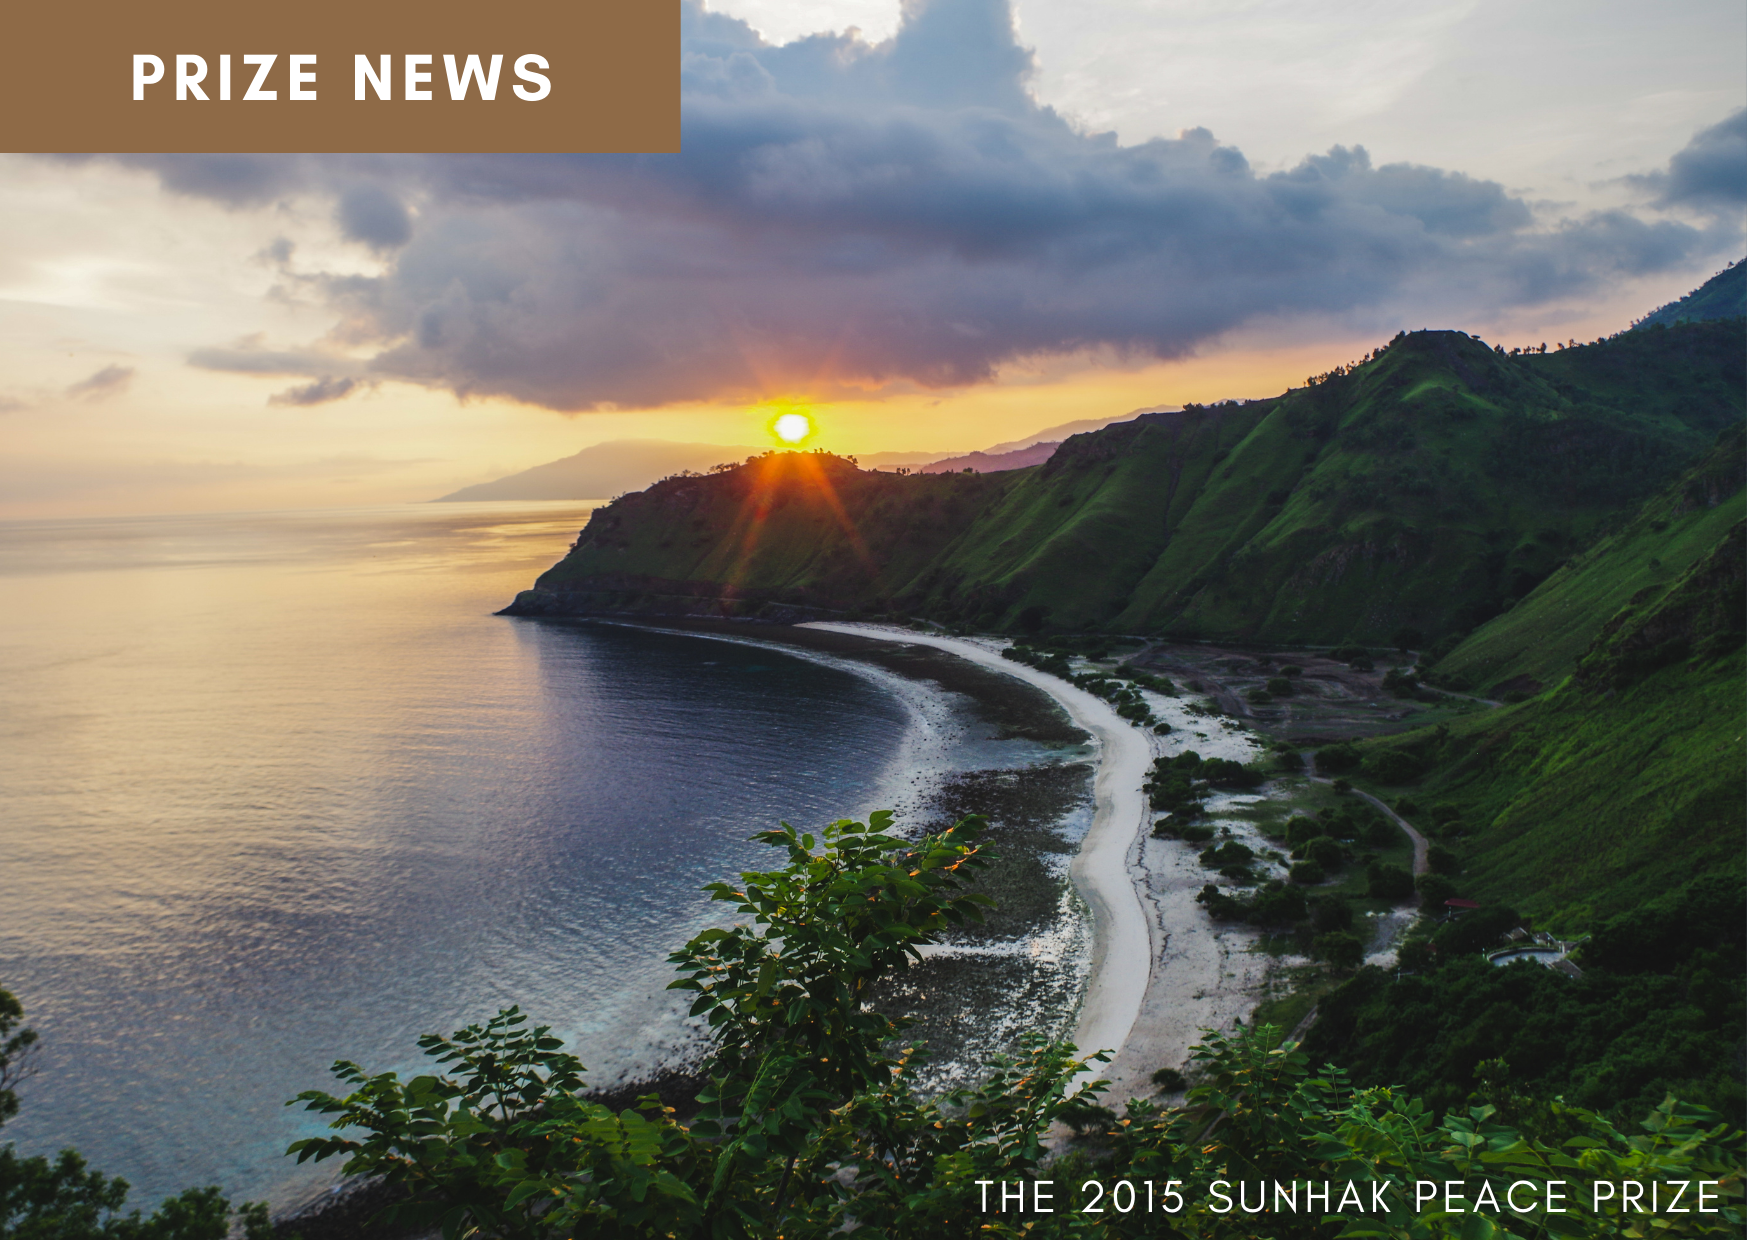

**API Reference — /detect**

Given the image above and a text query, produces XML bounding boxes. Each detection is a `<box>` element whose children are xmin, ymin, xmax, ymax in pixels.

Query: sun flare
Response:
<box><xmin>772</xmin><ymin>411</ymin><xmax>813</xmax><ymax>443</ymax></box>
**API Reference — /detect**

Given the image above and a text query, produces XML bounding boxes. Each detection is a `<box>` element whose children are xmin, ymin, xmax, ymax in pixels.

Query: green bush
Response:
<box><xmin>1313</xmin><ymin>741</ymin><xmax>1361</xmax><ymax>773</ymax></box>
<box><xmin>1289</xmin><ymin>859</ymin><xmax>1327</xmax><ymax>884</ymax></box>
<box><xmin>1367</xmin><ymin>861</ymin><xmax>1415</xmax><ymax>899</ymax></box>
<box><xmin>1199</xmin><ymin>840</ymin><xmax>1255</xmax><ymax>868</ymax></box>
<box><xmin>1363</xmin><ymin>815</ymin><xmax>1400</xmax><ymax>847</ymax></box>
<box><xmin>1361</xmin><ymin>748</ymin><xmax>1426</xmax><ymax>784</ymax></box>
<box><xmin>1397</xmin><ymin>938</ymin><xmax>1437</xmax><ymax>972</ymax></box>
<box><xmin>1434</xmin><ymin>903</ymin><xmax>1522</xmax><ymax>956</ymax></box>
<box><xmin>1314</xmin><ymin>931</ymin><xmax>1366</xmax><ymax>969</ymax></box>
<box><xmin>1200</xmin><ymin>757</ymin><xmax>1266</xmax><ymax>789</ymax></box>
<box><xmin>1304</xmin><ymin>835</ymin><xmax>1343</xmax><ymax>870</ymax></box>
<box><xmin>1148</xmin><ymin>1066</ymin><xmax>1188</xmax><ymax>1093</ymax></box>
<box><xmin>1283</xmin><ymin>814</ymin><xmax>1321</xmax><ymax>847</ymax></box>
<box><xmin>1312</xmin><ymin>895</ymin><xmax>1355</xmax><ymax>933</ymax></box>
<box><xmin>1427</xmin><ymin>843</ymin><xmax>1461</xmax><ymax>875</ymax></box>
<box><xmin>1247</xmin><ymin>880</ymin><xmax>1309</xmax><ymax>926</ymax></box>
<box><xmin>1414</xmin><ymin>872</ymin><xmax>1458</xmax><ymax>912</ymax></box>
<box><xmin>1265</xmin><ymin>677</ymin><xmax>1295</xmax><ymax>696</ymax></box>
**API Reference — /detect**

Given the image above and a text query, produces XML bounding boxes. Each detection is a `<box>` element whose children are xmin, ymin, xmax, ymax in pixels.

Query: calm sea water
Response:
<box><xmin>0</xmin><ymin>502</ymin><xmax>922</xmax><ymax>1209</ymax></box>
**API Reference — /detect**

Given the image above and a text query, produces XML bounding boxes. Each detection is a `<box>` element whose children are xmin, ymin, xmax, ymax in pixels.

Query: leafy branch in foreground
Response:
<box><xmin>285</xmin><ymin>811</ymin><xmax>1745</xmax><ymax>1240</ymax></box>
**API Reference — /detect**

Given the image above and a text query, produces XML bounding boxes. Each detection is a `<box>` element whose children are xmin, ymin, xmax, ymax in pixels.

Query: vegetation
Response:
<box><xmin>274</xmin><ymin>814</ymin><xmax>1743</xmax><ymax>1238</ymax></box>
<box><xmin>1294</xmin><ymin>501</ymin><xmax>1745</xmax><ymax>1128</ymax></box>
<box><xmin>506</xmin><ymin>321</ymin><xmax>1743</xmax><ymax>645</ymax></box>
<box><xmin>1632</xmin><ymin>261</ymin><xmax>1745</xmax><ymax>331</ymax></box>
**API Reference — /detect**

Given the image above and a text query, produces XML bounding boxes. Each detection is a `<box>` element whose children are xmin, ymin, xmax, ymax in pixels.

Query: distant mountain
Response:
<box><xmin>435</xmin><ymin>440</ymin><xmax>762</xmax><ymax>502</ymax></box>
<box><xmin>1633</xmin><ymin>260</ymin><xmax>1745</xmax><ymax>330</ymax></box>
<box><xmin>916</xmin><ymin>441</ymin><xmax>1062</xmax><ymax>473</ymax></box>
<box><xmin>438</xmin><ymin>411</ymin><xmax>1164</xmax><ymax>500</ymax></box>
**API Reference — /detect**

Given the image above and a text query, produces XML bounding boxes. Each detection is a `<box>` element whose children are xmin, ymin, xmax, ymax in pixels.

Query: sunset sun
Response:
<box><xmin>772</xmin><ymin>411</ymin><xmax>813</xmax><ymax>444</ymax></box>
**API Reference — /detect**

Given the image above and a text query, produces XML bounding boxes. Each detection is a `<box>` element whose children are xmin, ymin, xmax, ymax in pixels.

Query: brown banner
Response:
<box><xmin>2</xmin><ymin>0</ymin><xmax>677</xmax><ymax>153</ymax></box>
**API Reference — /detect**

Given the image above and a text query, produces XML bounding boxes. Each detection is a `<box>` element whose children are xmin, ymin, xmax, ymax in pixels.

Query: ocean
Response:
<box><xmin>0</xmin><ymin>501</ymin><xmax>951</xmax><ymax>1209</ymax></box>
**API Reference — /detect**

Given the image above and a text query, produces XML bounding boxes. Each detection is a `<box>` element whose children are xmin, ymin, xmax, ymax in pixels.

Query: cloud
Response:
<box><xmin>0</xmin><ymin>395</ymin><xmax>28</xmax><ymax>413</ymax></box>
<box><xmin>335</xmin><ymin>183</ymin><xmax>413</xmax><ymax>251</ymax></box>
<box><xmin>1628</xmin><ymin>110</ymin><xmax>1746</xmax><ymax>216</ymax></box>
<box><xmin>267</xmin><ymin>376</ymin><xmax>366</xmax><ymax>406</ymax></box>
<box><xmin>65</xmin><ymin>364</ymin><xmax>135</xmax><ymax>401</ymax></box>
<box><xmin>97</xmin><ymin>0</ymin><xmax>1744</xmax><ymax>412</ymax></box>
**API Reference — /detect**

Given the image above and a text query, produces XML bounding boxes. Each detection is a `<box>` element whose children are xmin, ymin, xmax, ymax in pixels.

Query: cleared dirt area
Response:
<box><xmin>1120</xmin><ymin>642</ymin><xmax>1474</xmax><ymax>743</ymax></box>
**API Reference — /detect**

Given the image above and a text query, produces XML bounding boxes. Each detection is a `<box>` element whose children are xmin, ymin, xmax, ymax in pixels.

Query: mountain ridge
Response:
<box><xmin>504</xmin><ymin>319</ymin><xmax>1744</xmax><ymax>646</ymax></box>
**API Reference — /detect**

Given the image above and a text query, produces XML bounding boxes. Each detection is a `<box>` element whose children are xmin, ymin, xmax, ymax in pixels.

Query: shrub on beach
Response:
<box><xmin>1302</xmin><ymin>835</ymin><xmax>1344</xmax><ymax>870</ymax></box>
<box><xmin>1314</xmin><ymin>930</ymin><xmax>1366</xmax><ymax>969</ymax></box>
<box><xmin>1367</xmin><ymin>861</ymin><xmax>1415</xmax><ymax>899</ymax></box>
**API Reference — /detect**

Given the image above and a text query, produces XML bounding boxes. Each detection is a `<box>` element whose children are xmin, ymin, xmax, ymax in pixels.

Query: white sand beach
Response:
<box><xmin>803</xmin><ymin>623</ymin><xmax>1272</xmax><ymax>1101</ymax></box>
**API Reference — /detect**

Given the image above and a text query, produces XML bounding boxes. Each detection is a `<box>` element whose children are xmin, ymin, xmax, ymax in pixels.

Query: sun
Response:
<box><xmin>772</xmin><ymin>411</ymin><xmax>813</xmax><ymax>444</ymax></box>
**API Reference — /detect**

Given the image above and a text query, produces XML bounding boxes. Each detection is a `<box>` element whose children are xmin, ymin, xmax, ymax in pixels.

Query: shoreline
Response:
<box><xmin>805</xmin><ymin>623</ymin><xmax>1164</xmax><ymax>1088</ymax></box>
<box><xmin>804</xmin><ymin>623</ymin><xmax>1281</xmax><ymax>1104</ymax></box>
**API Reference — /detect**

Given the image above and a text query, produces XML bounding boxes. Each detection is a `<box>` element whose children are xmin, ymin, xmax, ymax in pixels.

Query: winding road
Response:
<box><xmin>1301</xmin><ymin>750</ymin><xmax>1431</xmax><ymax>876</ymax></box>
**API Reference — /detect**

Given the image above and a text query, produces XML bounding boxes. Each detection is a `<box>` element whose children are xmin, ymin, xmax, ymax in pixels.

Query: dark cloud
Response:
<box><xmin>267</xmin><ymin>376</ymin><xmax>365</xmax><ymax>406</ymax></box>
<box><xmin>1628</xmin><ymin>110</ymin><xmax>1746</xmax><ymax>215</ymax></box>
<box><xmin>66</xmin><ymin>365</ymin><xmax>135</xmax><ymax>401</ymax></box>
<box><xmin>335</xmin><ymin>183</ymin><xmax>413</xmax><ymax>251</ymax></box>
<box><xmin>102</xmin><ymin>0</ymin><xmax>1745</xmax><ymax>411</ymax></box>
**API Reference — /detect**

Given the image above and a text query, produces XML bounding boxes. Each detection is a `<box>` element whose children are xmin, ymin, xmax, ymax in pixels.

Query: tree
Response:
<box><xmin>1314</xmin><ymin>931</ymin><xmax>1366</xmax><ymax>969</ymax></box>
<box><xmin>1367</xmin><ymin>861</ymin><xmax>1415</xmax><ymax>899</ymax></box>
<box><xmin>1397</xmin><ymin>938</ymin><xmax>1437</xmax><ymax>972</ymax></box>
<box><xmin>1303</xmin><ymin>835</ymin><xmax>1343</xmax><ymax>870</ymax></box>
<box><xmin>1314</xmin><ymin>741</ymin><xmax>1361</xmax><ymax>773</ymax></box>
<box><xmin>1312</xmin><ymin>895</ymin><xmax>1354</xmax><ymax>933</ymax></box>
<box><xmin>276</xmin><ymin>815</ymin><xmax>1747</xmax><ymax>1240</ymax></box>
<box><xmin>1362</xmin><ymin>748</ymin><xmax>1425</xmax><ymax>784</ymax></box>
<box><xmin>1435</xmin><ymin>904</ymin><xmax>1522</xmax><ymax>956</ymax></box>
<box><xmin>291</xmin><ymin>812</ymin><xmax>1009</xmax><ymax>1239</ymax></box>
<box><xmin>1415</xmin><ymin>872</ymin><xmax>1458</xmax><ymax>912</ymax></box>
<box><xmin>1427</xmin><ymin>843</ymin><xmax>1461</xmax><ymax>875</ymax></box>
<box><xmin>1289</xmin><ymin>859</ymin><xmax>1326</xmax><ymax>884</ymax></box>
<box><xmin>0</xmin><ymin>986</ymin><xmax>37</xmax><ymax>1127</ymax></box>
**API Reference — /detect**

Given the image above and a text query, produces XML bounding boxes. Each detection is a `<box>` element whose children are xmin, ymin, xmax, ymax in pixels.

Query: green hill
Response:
<box><xmin>1431</xmin><ymin>428</ymin><xmax>1745</xmax><ymax>693</ymax></box>
<box><xmin>1301</xmin><ymin>516</ymin><xmax>1744</xmax><ymax>1119</ymax></box>
<box><xmin>507</xmin><ymin>320</ymin><xmax>1744</xmax><ymax>647</ymax></box>
<box><xmin>1633</xmin><ymin>260</ymin><xmax>1746</xmax><ymax>330</ymax></box>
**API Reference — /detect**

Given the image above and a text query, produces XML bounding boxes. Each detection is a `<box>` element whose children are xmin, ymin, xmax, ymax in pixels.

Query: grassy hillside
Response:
<box><xmin>505</xmin><ymin>452</ymin><xmax>1017</xmax><ymax>620</ymax></box>
<box><xmin>1634</xmin><ymin>259</ymin><xmax>1745</xmax><ymax>329</ymax></box>
<box><xmin>1300</xmin><ymin>515</ymin><xmax>1744</xmax><ymax>1120</ymax></box>
<box><xmin>510</xmin><ymin>320</ymin><xmax>1744</xmax><ymax>647</ymax></box>
<box><xmin>1432</xmin><ymin>428</ymin><xmax>1745</xmax><ymax>693</ymax></box>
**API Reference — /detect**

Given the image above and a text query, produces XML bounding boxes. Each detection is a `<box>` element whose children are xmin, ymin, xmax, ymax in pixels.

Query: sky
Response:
<box><xmin>0</xmin><ymin>0</ymin><xmax>1741</xmax><ymax>517</ymax></box>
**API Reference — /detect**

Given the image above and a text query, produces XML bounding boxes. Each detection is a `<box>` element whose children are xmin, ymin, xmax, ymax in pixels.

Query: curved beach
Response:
<box><xmin>805</xmin><ymin>623</ymin><xmax>1157</xmax><ymax>1077</ymax></box>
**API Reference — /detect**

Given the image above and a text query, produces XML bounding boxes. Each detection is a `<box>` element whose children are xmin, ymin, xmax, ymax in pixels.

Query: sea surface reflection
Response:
<box><xmin>0</xmin><ymin>502</ymin><xmax>914</xmax><ymax>1208</ymax></box>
